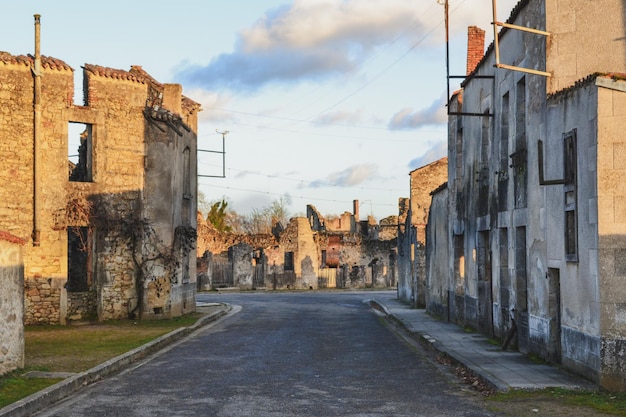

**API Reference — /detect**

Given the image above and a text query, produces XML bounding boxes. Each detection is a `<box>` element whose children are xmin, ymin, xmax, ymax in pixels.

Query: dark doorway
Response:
<box><xmin>68</xmin><ymin>226</ymin><xmax>91</xmax><ymax>292</ymax></box>
<box><xmin>548</xmin><ymin>268</ymin><xmax>562</xmax><ymax>363</ymax></box>
<box><xmin>515</xmin><ymin>226</ymin><xmax>528</xmax><ymax>350</ymax></box>
<box><xmin>477</xmin><ymin>231</ymin><xmax>493</xmax><ymax>336</ymax></box>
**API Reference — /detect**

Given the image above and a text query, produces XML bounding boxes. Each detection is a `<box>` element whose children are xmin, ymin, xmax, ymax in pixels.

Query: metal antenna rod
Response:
<box><xmin>216</xmin><ymin>130</ymin><xmax>229</xmax><ymax>178</ymax></box>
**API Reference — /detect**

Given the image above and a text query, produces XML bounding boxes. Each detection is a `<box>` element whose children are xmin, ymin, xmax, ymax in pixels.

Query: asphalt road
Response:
<box><xmin>35</xmin><ymin>291</ymin><xmax>496</xmax><ymax>417</ymax></box>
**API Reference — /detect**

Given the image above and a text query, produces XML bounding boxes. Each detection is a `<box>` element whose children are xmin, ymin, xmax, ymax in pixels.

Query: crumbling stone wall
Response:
<box><xmin>230</xmin><ymin>243</ymin><xmax>254</xmax><ymax>289</ymax></box>
<box><xmin>198</xmin><ymin>205</ymin><xmax>397</xmax><ymax>290</ymax></box>
<box><xmin>0</xmin><ymin>233</ymin><xmax>25</xmax><ymax>375</ymax></box>
<box><xmin>24</xmin><ymin>277</ymin><xmax>62</xmax><ymax>324</ymax></box>
<box><xmin>397</xmin><ymin>158</ymin><xmax>448</xmax><ymax>306</ymax></box>
<box><xmin>0</xmin><ymin>52</ymin><xmax>199</xmax><ymax>324</ymax></box>
<box><xmin>66</xmin><ymin>291</ymin><xmax>97</xmax><ymax>322</ymax></box>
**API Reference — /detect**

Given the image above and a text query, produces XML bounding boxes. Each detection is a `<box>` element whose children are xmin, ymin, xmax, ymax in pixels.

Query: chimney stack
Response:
<box><xmin>353</xmin><ymin>200</ymin><xmax>359</xmax><ymax>221</ymax></box>
<box><xmin>162</xmin><ymin>83</ymin><xmax>182</xmax><ymax>116</ymax></box>
<box><xmin>466</xmin><ymin>26</ymin><xmax>485</xmax><ymax>75</ymax></box>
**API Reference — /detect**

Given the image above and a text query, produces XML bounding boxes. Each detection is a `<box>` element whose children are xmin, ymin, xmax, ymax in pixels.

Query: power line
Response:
<box><xmin>197</xmin><ymin>112</ymin><xmax>446</xmax><ymax>143</ymax></box>
<box><xmin>199</xmin><ymin>4</ymin><xmax>450</xmax><ymax>137</ymax></box>
<box><xmin>197</xmin><ymin>161</ymin><xmax>407</xmax><ymax>193</ymax></box>
<box><xmin>204</xmin><ymin>106</ymin><xmax>390</xmax><ymax>131</ymax></box>
<box><xmin>305</xmin><ymin>8</ymin><xmax>447</xmax><ymax>120</ymax></box>
<box><xmin>277</xmin><ymin>5</ymin><xmax>439</xmax><ymax>121</ymax></box>
<box><xmin>197</xmin><ymin>182</ymin><xmax>398</xmax><ymax>208</ymax></box>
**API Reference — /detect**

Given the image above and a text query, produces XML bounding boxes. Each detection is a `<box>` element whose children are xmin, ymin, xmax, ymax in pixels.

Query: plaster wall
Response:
<box><xmin>545</xmin><ymin>0</ymin><xmax>626</xmax><ymax>93</ymax></box>
<box><xmin>427</xmin><ymin>0</ymin><xmax>626</xmax><ymax>388</ymax></box>
<box><xmin>595</xmin><ymin>82</ymin><xmax>626</xmax><ymax>390</ymax></box>
<box><xmin>0</xmin><ymin>238</ymin><xmax>24</xmax><ymax>375</ymax></box>
<box><xmin>396</xmin><ymin>198</ymin><xmax>412</xmax><ymax>303</ymax></box>
<box><xmin>425</xmin><ymin>187</ymin><xmax>450</xmax><ymax>318</ymax></box>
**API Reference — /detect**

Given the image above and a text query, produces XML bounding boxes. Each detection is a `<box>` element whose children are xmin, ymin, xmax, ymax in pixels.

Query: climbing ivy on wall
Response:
<box><xmin>91</xmin><ymin>196</ymin><xmax>197</xmax><ymax>319</ymax></box>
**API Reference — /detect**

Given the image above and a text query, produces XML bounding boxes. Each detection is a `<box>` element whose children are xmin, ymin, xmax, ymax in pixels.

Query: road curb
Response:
<box><xmin>0</xmin><ymin>304</ymin><xmax>232</xmax><ymax>417</ymax></box>
<box><xmin>369</xmin><ymin>298</ymin><xmax>506</xmax><ymax>392</ymax></box>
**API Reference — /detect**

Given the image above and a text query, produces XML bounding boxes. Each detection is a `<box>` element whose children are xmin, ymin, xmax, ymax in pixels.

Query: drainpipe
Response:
<box><xmin>32</xmin><ymin>14</ymin><xmax>42</xmax><ymax>246</ymax></box>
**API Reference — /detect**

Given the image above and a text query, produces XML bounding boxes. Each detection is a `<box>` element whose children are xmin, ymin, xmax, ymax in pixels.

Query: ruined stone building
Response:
<box><xmin>424</xmin><ymin>0</ymin><xmax>626</xmax><ymax>390</ymax></box>
<box><xmin>197</xmin><ymin>202</ymin><xmax>397</xmax><ymax>291</ymax></box>
<box><xmin>0</xmin><ymin>38</ymin><xmax>200</xmax><ymax>324</ymax></box>
<box><xmin>396</xmin><ymin>157</ymin><xmax>448</xmax><ymax>308</ymax></box>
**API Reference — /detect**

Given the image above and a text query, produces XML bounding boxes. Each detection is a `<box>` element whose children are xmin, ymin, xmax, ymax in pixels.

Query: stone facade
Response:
<box><xmin>0</xmin><ymin>232</ymin><xmax>25</xmax><ymax>375</ymax></box>
<box><xmin>0</xmin><ymin>50</ymin><xmax>200</xmax><ymax>324</ymax></box>
<box><xmin>424</xmin><ymin>0</ymin><xmax>626</xmax><ymax>390</ymax></box>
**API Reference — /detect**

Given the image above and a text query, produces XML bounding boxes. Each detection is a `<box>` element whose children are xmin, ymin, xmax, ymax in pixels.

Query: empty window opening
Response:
<box><xmin>68</xmin><ymin>226</ymin><xmax>91</xmax><ymax>292</ymax></box>
<box><xmin>183</xmin><ymin>147</ymin><xmax>191</xmax><ymax>199</ymax></box>
<box><xmin>454</xmin><ymin>234</ymin><xmax>465</xmax><ymax>294</ymax></box>
<box><xmin>498</xmin><ymin>228</ymin><xmax>510</xmax><ymax>332</ymax></box>
<box><xmin>563</xmin><ymin>130</ymin><xmax>578</xmax><ymax>261</ymax></box>
<box><xmin>511</xmin><ymin>148</ymin><xmax>527</xmax><ymax>209</ymax></box>
<box><xmin>512</xmin><ymin>77</ymin><xmax>528</xmax><ymax>209</ymax></box>
<box><xmin>515</xmin><ymin>77</ymin><xmax>526</xmax><ymax>150</ymax></box>
<box><xmin>498</xmin><ymin>92</ymin><xmax>510</xmax><ymax>211</ymax></box>
<box><xmin>478</xmin><ymin>110</ymin><xmax>491</xmax><ymax>217</ymax></box>
<box><xmin>515</xmin><ymin>226</ymin><xmax>527</xmax><ymax>313</ymax></box>
<box><xmin>455</xmin><ymin>127</ymin><xmax>464</xmax><ymax>190</ymax></box>
<box><xmin>69</xmin><ymin>122</ymin><xmax>93</xmax><ymax>182</ymax></box>
<box><xmin>284</xmin><ymin>251</ymin><xmax>294</xmax><ymax>271</ymax></box>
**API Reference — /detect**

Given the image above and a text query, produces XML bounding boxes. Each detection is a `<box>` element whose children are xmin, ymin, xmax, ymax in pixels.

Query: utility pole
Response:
<box><xmin>198</xmin><ymin>129</ymin><xmax>229</xmax><ymax>178</ymax></box>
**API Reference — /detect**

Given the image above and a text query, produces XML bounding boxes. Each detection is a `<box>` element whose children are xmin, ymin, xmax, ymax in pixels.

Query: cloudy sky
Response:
<box><xmin>1</xmin><ymin>0</ymin><xmax>518</xmax><ymax>220</ymax></box>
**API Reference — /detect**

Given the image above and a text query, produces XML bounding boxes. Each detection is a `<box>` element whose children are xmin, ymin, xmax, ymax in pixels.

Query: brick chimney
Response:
<box><xmin>466</xmin><ymin>26</ymin><xmax>485</xmax><ymax>75</ymax></box>
<box><xmin>353</xmin><ymin>200</ymin><xmax>359</xmax><ymax>221</ymax></box>
<box><xmin>162</xmin><ymin>83</ymin><xmax>182</xmax><ymax>116</ymax></box>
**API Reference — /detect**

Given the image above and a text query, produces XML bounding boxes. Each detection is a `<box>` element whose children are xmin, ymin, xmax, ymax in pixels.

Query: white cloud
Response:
<box><xmin>309</xmin><ymin>163</ymin><xmax>378</xmax><ymax>188</ymax></box>
<box><xmin>175</xmin><ymin>0</ymin><xmax>436</xmax><ymax>92</ymax></box>
<box><xmin>240</xmin><ymin>0</ymin><xmax>427</xmax><ymax>51</ymax></box>
<box><xmin>408</xmin><ymin>140</ymin><xmax>447</xmax><ymax>170</ymax></box>
<box><xmin>388</xmin><ymin>94</ymin><xmax>447</xmax><ymax>130</ymax></box>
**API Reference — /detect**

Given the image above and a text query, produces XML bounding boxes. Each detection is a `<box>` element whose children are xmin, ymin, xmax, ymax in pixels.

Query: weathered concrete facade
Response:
<box><xmin>424</xmin><ymin>184</ymin><xmax>449</xmax><ymax>319</ymax></box>
<box><xmin>0</xmin><ymin>232</ymin><xmax>25</xmax><ymax>375</ymax></box>
<box><xmin>0</xmin><ymin>50</ymin><xmax>199</xmax><ymax>323</ymax></box>
<box><xmin>424</xmin><ymin>0</ymin><xmax>626</xmax><ymax>390</ymax></box>
<box><xmin>197</xmin><ymin>203</ymin><xmax>397</xmax><ymax>290</ymax></box>
<box><xmin>396</xmin><ymin>158</ymin><xmax>448</xmax><ymax>307</ymax></box>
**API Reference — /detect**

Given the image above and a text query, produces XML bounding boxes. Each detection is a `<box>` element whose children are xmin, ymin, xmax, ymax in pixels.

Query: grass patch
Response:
<box><xmin>489</xmin><ymin>388</ymin><xmax>626</xmax><ymax>416</ymax></box>
<box><xmin>25</xmin><ymin>313</ymin><xmax>203</xmax><ymax>372</ymax></box>
<box><xmin>0</xmin><ymin>368</ymin><xmax>62</xmax><ymax>408</ymax></box>
<box><xmin>486</xmin><ymin>338</ymin><xmax>501</xmax><ymax>346</ymax></box>
<box><xmin>526</xmin><ymin>352</ymin><xmax>548</xmax><ymax>365</ymax></box>
<box><xmin>0</xmin><ymin>312</ymin><xmax>206</xmax><ymax>409</ymax></box>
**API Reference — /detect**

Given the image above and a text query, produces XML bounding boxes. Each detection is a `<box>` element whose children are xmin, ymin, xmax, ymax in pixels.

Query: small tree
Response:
<box><xmin>267</xmin><ymin>196</ymin><xmax>290</xmax><ymax>227</ymax></box>
<box><xmin>207</xmin><ymin>199</ymin><xmax>232</xmax><ymax>233</ymax></box>
<box><xmin>237</xmin><ymin>197</ymin><xmax>291</xmax><ymax>234</ymax></box>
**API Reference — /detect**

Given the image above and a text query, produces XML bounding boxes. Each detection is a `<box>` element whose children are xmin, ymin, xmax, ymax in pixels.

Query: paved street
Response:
<box><xmin>35</xmin><ymin>291</ymin><xmax>495</xmax><ymax>417</ymax></box>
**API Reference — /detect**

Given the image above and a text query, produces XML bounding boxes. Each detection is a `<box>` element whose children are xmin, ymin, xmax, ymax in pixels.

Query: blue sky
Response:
<box><xmin>1</xmin><ymin>0</ymin><xmax>518</xmax><ymax>220</ymax></box>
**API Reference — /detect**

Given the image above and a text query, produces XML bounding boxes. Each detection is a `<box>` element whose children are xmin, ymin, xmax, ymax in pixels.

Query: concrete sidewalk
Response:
<box><xmin>371</xmin><ymin>293</ymin><xmax>596</xmax><ymax>392</ymax></box>
<box><xmin>0</xmin><ymin>303</ymin><xmax>233</xmax><ymax>417</ymax></box>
